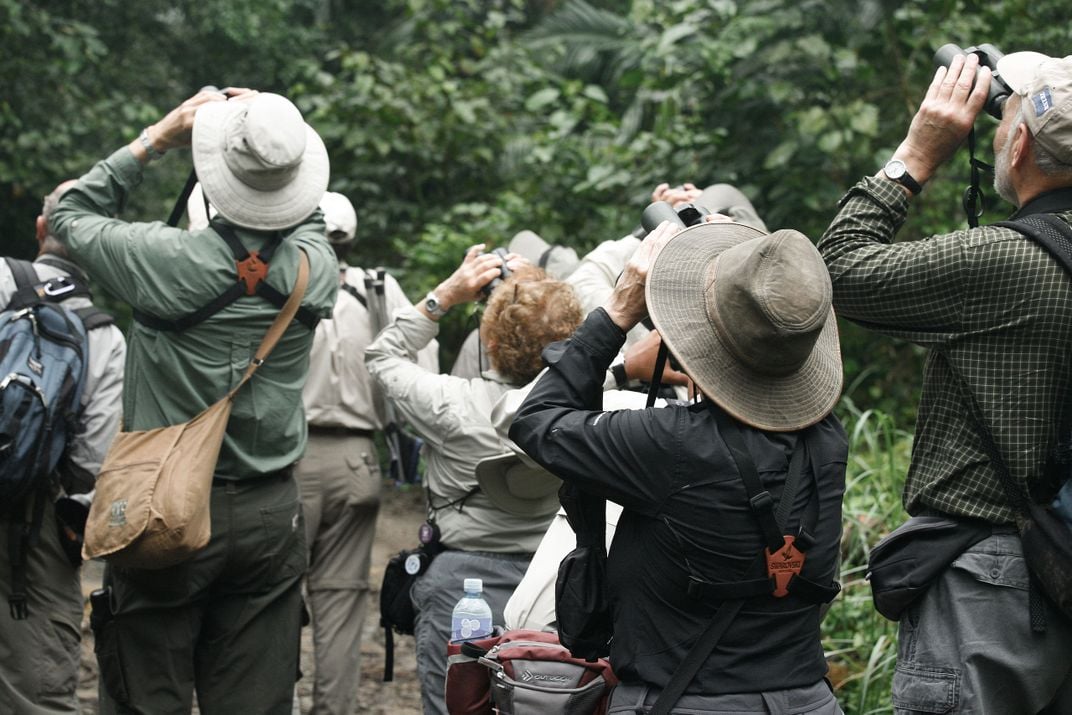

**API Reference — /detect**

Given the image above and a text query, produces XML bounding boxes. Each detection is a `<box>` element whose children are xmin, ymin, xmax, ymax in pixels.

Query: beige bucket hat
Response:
<box><xmin>192</xmin><ymin>93</ymin><xmax>329</xmax><ymax>231</ymax></box>
<box><xmin>996</xmin><ymin>52</ymin><xmax>1072</xmax><ymax>164</ymax></box>
<box><xmin>319</xmin><ymin>191</ymin><xmax>357</xmax><ymax>244</ymax></box>
<box><xmin>645</xmin><ymin>222</ymin><xmax>842</xmax><ymax>431</ymax></box>
<box><xmin>475</xmin><ymin>452</ymin><xmax>561</xmax><ymax>517</ymax></box>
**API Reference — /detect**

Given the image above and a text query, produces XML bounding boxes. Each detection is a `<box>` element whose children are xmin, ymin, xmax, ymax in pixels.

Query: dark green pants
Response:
<box><xmin>95</xmin><ymin>475</ymin><xmax>306</xmax><ymax>715</ymax></box>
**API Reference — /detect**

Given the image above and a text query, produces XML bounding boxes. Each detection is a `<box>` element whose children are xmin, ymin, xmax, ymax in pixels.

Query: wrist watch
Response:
<box><xmin>883</xmin><ymin>159</ymin><xmax>922</xmax><ymax>195</ymax></box>
<box><xmin>138</xmin><ymin>128</ymin><xmax>166</xmax><ymax>161</ymax></box>
<box><xmin>423</xmin><ymin>291</ymin><xmax>448</xmax><ymax>318</ymax></box>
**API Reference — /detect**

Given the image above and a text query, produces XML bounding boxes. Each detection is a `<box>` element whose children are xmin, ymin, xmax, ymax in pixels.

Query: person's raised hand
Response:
<box><xmin>651</xmin><ymin>182</ymin><xmax>702</xmax><ymax>207</ymax></box>
<box><xmin>603</xmin><ymin>220</ymin><xmax>680</xmax><ymax>331</ymax></box>
<box><xmin>433</xmin><ymin>244</ymin><xmax>507</xmax><ymax>310</ymax></box>
<box><xmin>145</xmin><ymin>89</ymin><xmax>234</xmax><ymax>153</ymax></box>
<box><xmin>888</xmin><ymin>53</ymin><xmax>991</xmax><ymax>188</ymax></box>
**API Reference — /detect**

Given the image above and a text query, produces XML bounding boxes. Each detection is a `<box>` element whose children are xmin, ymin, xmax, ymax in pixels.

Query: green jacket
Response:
<box><xmin>51</xmin><ymin>147</ymin><xmax>337</xmax><ymax>479</ymax></box>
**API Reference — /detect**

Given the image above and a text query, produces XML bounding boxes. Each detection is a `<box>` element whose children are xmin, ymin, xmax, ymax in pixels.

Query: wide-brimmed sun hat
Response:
<box><xmin>192</xmin><ymin>93</ymin><xmax>329</xmax><ymax>231</ymax></box>
<box><xmin>475</xmin><ymin>452</ymin><xmax>562</xmax><ymax>517</ymax></box>
<box><xmin>646</xmin><ymin>222</ymin><xmax>842</xmax><ymax>431</ymax></box>
<box><xmin>507</xmin><ymin>230</ymin><xmax>581</xmax><ymax>280</ymax></box>
<box><xmin>996</xmin><ymin>51</ymin><xmax>1072</xmax><ymax>165</ymax></box>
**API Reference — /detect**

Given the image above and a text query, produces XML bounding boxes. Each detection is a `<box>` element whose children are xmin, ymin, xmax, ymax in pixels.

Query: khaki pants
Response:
<box><xmin>95</xmin><ymin>475</ymin><xmax>306</xmax><ymax>715</ymax></box>
<box><xmin>0</xmin><ymin>503</ymin><xmax>82</xmax><ymax>714</ymax></box>
<box><xmin>295</xmin><ymin>431</ymin><xmax>381</xmax><ymax>715</ymax></box>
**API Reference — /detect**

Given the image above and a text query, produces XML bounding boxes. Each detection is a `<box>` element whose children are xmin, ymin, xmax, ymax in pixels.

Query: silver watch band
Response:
<box><xmin>139</xmin><ymin>128</ymin><xmax>166</xmax><ymax>161</ymax></box>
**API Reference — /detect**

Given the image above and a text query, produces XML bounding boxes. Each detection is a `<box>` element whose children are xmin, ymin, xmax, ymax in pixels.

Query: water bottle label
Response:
<box><xmin>451</xmin><ymin>615</ymin><xmax>493</xmax><ymax>642</ymax></box>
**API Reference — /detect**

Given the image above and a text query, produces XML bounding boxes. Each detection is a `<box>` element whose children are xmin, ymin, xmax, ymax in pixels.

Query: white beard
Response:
<box><xmin>993</xmin><ymin>130</ymin><xmax>1018</xmax><ymax>206</ymax></box>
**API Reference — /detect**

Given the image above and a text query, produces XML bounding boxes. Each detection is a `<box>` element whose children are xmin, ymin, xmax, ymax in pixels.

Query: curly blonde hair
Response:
<box><xmin>481</xmin><ymin>269</ymin><xmax>584</xmax><ymax>385</ymax></box>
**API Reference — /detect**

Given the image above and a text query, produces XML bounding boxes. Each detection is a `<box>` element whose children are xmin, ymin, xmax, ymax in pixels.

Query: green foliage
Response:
<box><xmin>824</xmin><ymin>399</ymin><xmax>912</xmax><ymax>713</ymax></box>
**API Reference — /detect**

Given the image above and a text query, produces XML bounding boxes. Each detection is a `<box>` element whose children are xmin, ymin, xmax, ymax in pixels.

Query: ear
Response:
<box><xmin>1009</xmin><ymin>123</ymin><xmax>1031</xmax><ymax>169</ymax></box>
<box><xmin>35</xmin><ymin>215</ymin><xmax>47</xmax><ymax>243</ymax></box>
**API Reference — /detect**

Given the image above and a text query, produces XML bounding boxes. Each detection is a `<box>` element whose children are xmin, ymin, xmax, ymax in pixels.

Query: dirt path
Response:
<box><xmin>78</xmin><ymin>487</ymin><xmax>427</xmax><ymax>714</ymax></box>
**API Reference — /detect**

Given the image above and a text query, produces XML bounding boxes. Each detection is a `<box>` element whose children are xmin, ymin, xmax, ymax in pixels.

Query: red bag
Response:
<box><xmin>445</xmin><ymin>629</ymin><xmax>617</xmax><ymax>715</ymax></box>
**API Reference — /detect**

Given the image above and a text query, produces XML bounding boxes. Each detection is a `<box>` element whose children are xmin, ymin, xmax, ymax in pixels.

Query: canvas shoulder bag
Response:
<box><xmin>82</xmin><ymin>250</ymin><xmax>310</xmax><ymax>569</ymax></box>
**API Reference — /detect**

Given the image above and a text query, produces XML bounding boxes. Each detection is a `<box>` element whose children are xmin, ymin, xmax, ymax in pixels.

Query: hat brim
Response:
<box><xmin>475</xmin><ymin>453</ymin><xmax>562</xmax><ymax>517</ymax></box>
<box><xmin>192</xmin><ymin>100</ymin><xmax>330</xmax><ymax>232</ymax></box>
<box><xmin>646</xmin><ymin>222</ymin><xmax>843</xmax><ymax>432</ymax></box>
<box><xmin>997</xmin><ymin>51</ymin><xmax>1053</xmax><ymax>94</ymax></box>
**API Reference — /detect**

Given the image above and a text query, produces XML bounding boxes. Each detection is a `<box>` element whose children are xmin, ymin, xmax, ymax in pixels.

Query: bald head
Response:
<box><xmin>36</xmin><ymin>180</ymin><xmax>78</xmax><ymax>258</ymax></box>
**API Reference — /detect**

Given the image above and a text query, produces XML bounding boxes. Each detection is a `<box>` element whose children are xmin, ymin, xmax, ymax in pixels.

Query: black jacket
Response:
<box><xmin>510</xmin><ymin>308</ymin><xmax>847</xmax><ymax>695</ymax></box>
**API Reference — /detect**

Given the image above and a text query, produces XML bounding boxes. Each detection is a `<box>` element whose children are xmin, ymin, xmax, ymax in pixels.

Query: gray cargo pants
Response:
<box><xmin>893</xmin><ymin>532</ymin><xmax>1072</xmax><ymax>714</ymax></box>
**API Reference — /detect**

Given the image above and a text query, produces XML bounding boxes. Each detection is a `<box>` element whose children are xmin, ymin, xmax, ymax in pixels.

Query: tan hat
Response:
<box><xmin>997</xmin><ymin>52</ymin><xmax>1072</xmax><ymax>165</ymax></box>
<box><xmin>192</xmin><ymin>93</ymin><xmax>329</xmax><ymax>231</ymax></box>
<box><xmin>319</xmin><ymin>191</ymin><xmax>357</xmax><ymax>244</ymax></box>
<box><xmin>507</xmin><ymin>230</ymin><xmax>580</xmax><ymax>280</ymax></box>
<box><xmin>646</xmin><ymin>222</ymin><xmax>843</xmax><ymax>431</ymax></box>
<box><xmin>694</xmin><ymin>184</ymin><xmax>769</xmax><ymax>233</ymax></box>
<box><xmin>475</xmin><ymin>452</ymin><xmax>561</xmax><ymax>517</ymax></box>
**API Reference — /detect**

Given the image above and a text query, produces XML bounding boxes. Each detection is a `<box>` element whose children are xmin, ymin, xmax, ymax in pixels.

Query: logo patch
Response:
<box><xmin>1031</xmin><ymin>87</ymin><xmax>1054</xmax><ymax>117</ymax></box>
<box><xmin>109</xmin><ymin>499</ymin><xmax>128</xmax><ymax>527</ymax></box>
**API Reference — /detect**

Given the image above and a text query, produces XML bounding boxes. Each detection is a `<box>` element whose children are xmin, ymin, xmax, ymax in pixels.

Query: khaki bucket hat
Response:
<box><xmin>646</xmin><ymin>222</ymin><xmax>843</xmax><ymax>431</ymax></box>
<box><xmin>192</xmin><ymin>93</ymin><xmax>329</xmax><ymax>231</ymax></box>
<box><xmin>507</xmin><ymin>230</ymin><xmax>581</xmax><ymax>280</ymax></box>
<box><xmin>475</xmin><ymin>452</ymin><xmax>561</xmax><ymax>517</ymax></box>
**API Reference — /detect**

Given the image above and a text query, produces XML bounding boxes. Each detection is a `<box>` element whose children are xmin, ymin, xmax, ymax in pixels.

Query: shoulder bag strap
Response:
<box><xmin>650</xmin><ymin>406</ymin><xmax>807</xmax><ymax>715</ymax></box>
<box><xmin>227</xmin><ymin>249</ymin><xmax>310</xmax><ymax>399</ymax></box>
<box><xmin>993</xmin><ymin>213</ymin><xmax>1072</xmax><ymax>276</ymax></box>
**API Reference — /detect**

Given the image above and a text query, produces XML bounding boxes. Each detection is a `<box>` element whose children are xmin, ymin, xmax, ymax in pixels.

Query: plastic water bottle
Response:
<box><xmin>450</xmin><ymin>578</ymin><xmax>493</xmax><ymax>643</ymax></box>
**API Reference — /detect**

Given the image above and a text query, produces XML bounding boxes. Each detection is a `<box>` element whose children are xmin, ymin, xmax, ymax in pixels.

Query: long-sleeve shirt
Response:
<box><xmin>364</xmin><ymin>304</ymin><xmax>554</xmax><ymax>552</ymax></box>
<box><xmin>302</xmin><ymin>265</ymin><xmax>438</xmax><ymax>430</ymax></box>
<box><xmin>0</xmin><ymin>255</ymin><xmax>126</xmax><ymax>492</ymax></box>
<box><xmin>50</xmin><ymin>147</ymin><xmax>338</xmax><ymax>480</ymax></box>
<box><xmin>818</xmin><ymin>177</ymin><xmax>1072</xmax><ymax>523</ymax></box>
<box><xmin>510</xmin><ymin>308</ymin><xmax>846</xmax><ymax>694</ymax></box>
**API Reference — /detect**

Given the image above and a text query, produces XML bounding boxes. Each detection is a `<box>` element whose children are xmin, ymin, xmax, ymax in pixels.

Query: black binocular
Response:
<box><xmin>933</xmin><ymin>43</ymin><xmax>1012</xmax><ymax>119</ymax></box>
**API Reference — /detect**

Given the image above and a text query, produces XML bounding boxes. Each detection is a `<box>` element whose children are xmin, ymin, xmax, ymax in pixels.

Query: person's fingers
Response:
<box><xmin>937</xmin><ymin>54</ymin><xmax>965</xmax><ymax>100</ymax></box>
<box><xmin>924</xmin><ymin>65</ymin><xmax>947</xmax><ymax>102</ymax></box>
<box><xmin>968</xmin><ymin>66</ymin><xmax>992</xmax><ymax>113</ymax></box>
<box><xmin>950</xmin><ymin>53</ymin><xmax>980</xmax><ymax>102</ymax></box>
<box><xmin>704</xmin><ymin>212</ymin><xmax>733</xmax><ymax>223</ymax></box>
<box><xmin>463</xmin><ymin>244</ymin><xmax>486</xmax><ymax>262</ymax></box>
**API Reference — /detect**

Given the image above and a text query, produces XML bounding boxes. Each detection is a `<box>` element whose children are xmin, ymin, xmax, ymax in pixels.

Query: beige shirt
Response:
<box><xmin>303</xmin><ymin>265</ymin><xmax>438</xmax><ymax>430</ymax></box>
<box><xmin>365</xmin><ymin>305</ymin><xmax>553</xmax><ymax>553</ymax></box>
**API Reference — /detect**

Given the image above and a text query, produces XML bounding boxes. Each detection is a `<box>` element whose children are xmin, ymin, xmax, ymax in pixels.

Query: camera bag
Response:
<box><xmin>445</xmin><ymin>629</ymin><xmax>616</xmax><ymax>715</ymax></box>
<box><xmin>866</xmin><ymin>516</ymin><xmax>991</xmax><ymax>621</ymax></box>
<box><xmin>82</xmin><ymin>251</ymin><xmax>309</xmax><ymax>569</ymax></box>
<box><xmin>378</xmin><ymin>541</ymin><xmax>443</xmax><ymax>681</ymax></box>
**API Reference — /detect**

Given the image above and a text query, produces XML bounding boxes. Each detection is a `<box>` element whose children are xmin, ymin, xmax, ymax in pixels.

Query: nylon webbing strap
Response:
<box><xmin>340</xmin><ymin>282</ymin><xmax>368</xmax><ymax>309</ymax></box>
<box><xmin>167</xmin><ymin>170</ymin><xmax>199</xmax><ymax>228</ymax></box>
<box><xmin>712</xmin><ymin>408</ymin><xmax>785</xmax><ymax>552</ymax></box>
<box><xmin>645</xmin><ymin>342</ymin><xmax>669</xmax><ymax>408</ymax></box>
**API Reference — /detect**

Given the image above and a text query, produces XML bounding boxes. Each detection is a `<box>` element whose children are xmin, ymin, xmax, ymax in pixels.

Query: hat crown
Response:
<box><xmin>224</xmin><ymin>94</ymin><xmax>308</xmax><ymax>192</ymax></box>
<box><xmin>705</xmin><ymin>232</ymin><xmax>832</xmax><ymax>376</ymax></box>
<box><xmin>998</xmin><ymin>52</ymin><xmax>1072</xmax><ymax>165</ymax></box>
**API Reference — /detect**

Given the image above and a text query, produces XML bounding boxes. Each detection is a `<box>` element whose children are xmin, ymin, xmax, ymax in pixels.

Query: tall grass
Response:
<box><xmin>824</xmin><ymin>397</ymin><xmax>913</xmax><ymax>714</ymax></box>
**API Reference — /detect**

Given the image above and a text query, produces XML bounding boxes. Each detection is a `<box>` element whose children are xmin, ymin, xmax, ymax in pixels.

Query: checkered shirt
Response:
<box><xmin>818</xmin><ymin>176</ymin><xmax>1072</xmax><ymax>523</ymax></box>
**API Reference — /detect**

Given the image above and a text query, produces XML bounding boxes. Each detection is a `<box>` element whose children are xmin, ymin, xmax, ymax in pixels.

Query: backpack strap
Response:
<box><xmin>72</xmin><ymin>306</ymin><xmax>115</xmax><ymax>332</ymax></box>
<box><xmin>993</xmin><ymin>214</ymin><xmax>1072</xmax><ymax>274</ymax></box>
<box><xmin>340</xmin><ymin>282</ymin><xmax>368</xmax><ymax>309</ymax></box>
<box><xmin>3</xmin><ymin>258</ymin><xmax>93</xmax><ymax>311</ymax></box>
<box><xmin>132</xmin><ymin>222</ymin><xmax>320</xmax><ymax>332</ymax></box>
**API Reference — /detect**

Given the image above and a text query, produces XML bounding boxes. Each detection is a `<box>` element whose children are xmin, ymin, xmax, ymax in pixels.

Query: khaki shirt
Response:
<box><xmin>303</xmin><ymin>265</ymin><xmax>438</xmax><ymax>429</ymax></box>
<box><xmin>50</xmin><ymin>147</ymin><xmax>338</xmax><ymax>479</ymax></box>
<box><xmin>365</xmin><ymin>305</ymin><xmax>552</xmax><ymax>552</ymax></box>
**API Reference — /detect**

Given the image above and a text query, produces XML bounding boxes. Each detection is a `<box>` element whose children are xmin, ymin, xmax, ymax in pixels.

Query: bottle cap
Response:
<box><xmin>464</xmin><ymin>578</ymin><xmax>483</xmax><ymax>593</ymax></box>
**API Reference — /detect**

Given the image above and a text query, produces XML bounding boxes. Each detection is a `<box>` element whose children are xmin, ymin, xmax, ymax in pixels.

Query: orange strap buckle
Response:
<box><xmin>765</xmin><ymin>535</ymin><xmax>806</xmax><ymax>598</ymax></box>
<box><xmin>236</xmin><ymin>253</ymin><xmax>269</xmax><ymax>296</ymax></box>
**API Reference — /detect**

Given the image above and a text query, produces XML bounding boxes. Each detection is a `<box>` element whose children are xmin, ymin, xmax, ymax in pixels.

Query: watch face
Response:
<box><xmin>885</xmin><ymin>159</ymin><xmax>906</xmax><ymax>180</ymax></box>
<box><xmin>425</xmin><ymin>297</ymin><xmax>439</xmax><ymax>312</ymax></box>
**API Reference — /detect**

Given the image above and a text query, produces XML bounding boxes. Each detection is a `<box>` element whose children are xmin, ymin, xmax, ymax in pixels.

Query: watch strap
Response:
<box><xmin>424</xmin><ymin>291</ymin><xmax>448</xmax><ymax>318</ymax></box>
<box><xmin>884</xmin><ymin>159</ymin><xmax>922</xmax><ymax>195</ymax></box>
<box><xmin>139</xmin><ymin>128</ymin><xmax>166</xmax><ymax>161</ymax></box>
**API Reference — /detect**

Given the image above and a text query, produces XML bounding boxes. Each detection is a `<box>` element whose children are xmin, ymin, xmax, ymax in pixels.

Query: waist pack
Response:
<box><xmin>1020</xmin><ymin>500</ymin><xmax>1072</xmax><ymax>618</ymax></box>
<box><xmin>82</xmin><ymin>251</ymin><xmax>310</xmax><ymax>570</ymax></box>
<box><xmin>445</xmin><ymin>629</ymin><xmax>617</xmax><ymax>715</ymax></box>
<box><xmin>867</xmin><ymin>515</ymin><xmax>992</xmax><ymax>621</ymax></box>
<box><xmin>379</xmin><ymin>542</ymin><xmax>442</xmax><ymax>681</ymax></box>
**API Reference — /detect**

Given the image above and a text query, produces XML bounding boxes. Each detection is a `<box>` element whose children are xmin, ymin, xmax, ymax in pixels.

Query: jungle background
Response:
<box><xmin>3</xmin><ymin>1</ymin><xmax>1069</xmax><ymax>712</ymax></box>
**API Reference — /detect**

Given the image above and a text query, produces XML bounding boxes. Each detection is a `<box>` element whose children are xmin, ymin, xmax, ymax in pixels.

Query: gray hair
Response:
<box><xmin>38</xmin><ymin>182</ymin><xmax>75</xmax><ymax>257</ymax></box>
<box><xmin>1014</xmin><ymin>107</ymin><xmax>1072</xmax><ymax>178</ymax></box>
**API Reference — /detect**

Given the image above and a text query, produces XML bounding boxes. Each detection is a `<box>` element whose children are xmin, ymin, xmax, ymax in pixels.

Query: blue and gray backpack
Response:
<box><xmin>1</xmin><ymin>257</ymin><xmax>111</xmax><ymax>618</ymax></box>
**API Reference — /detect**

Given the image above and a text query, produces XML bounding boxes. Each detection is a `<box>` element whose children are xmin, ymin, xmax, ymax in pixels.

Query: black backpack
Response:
<box><xmin>1</xmin><ymin>257</ymin><xmax>113</xmax><ymax>618</ymax></box>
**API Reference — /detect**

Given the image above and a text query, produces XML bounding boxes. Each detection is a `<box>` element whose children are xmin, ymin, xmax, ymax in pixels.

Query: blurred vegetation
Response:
<box><xmin>2</xmin><ymin>4</ymin><xmax>1069</xmax><ymax>709</ymax></box>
